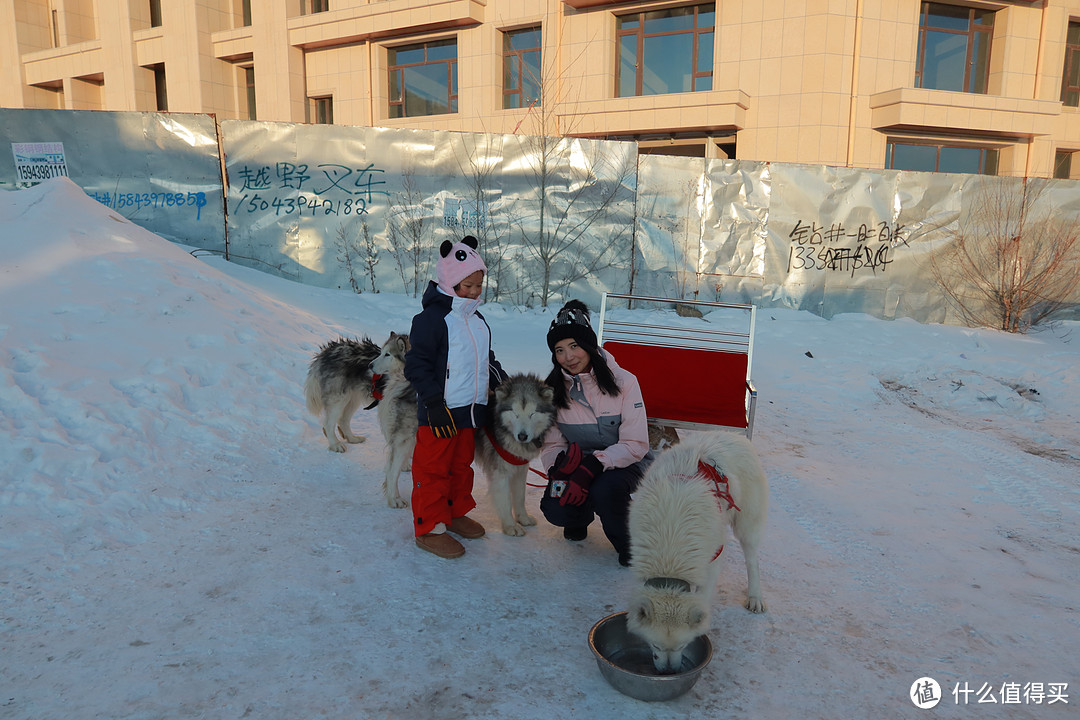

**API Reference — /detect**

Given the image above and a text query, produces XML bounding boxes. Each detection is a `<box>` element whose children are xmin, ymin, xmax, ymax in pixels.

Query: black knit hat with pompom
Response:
<box><xmin>546</xmin><ymin>300</ymin><xmax>598</xmax><ymax>352</ymax></box>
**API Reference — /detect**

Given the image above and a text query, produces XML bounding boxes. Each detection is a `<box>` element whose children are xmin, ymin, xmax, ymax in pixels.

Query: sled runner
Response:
<box><xmin>597</xmin><ymin>293</ymin><xmax>758</xmax><ymax>440</ymax></box>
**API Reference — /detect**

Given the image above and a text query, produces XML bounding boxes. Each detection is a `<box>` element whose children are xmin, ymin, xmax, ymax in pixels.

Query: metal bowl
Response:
<box><xmin>588</xmin><ymin>611</ymin><xmax>712</xmax><ymax>702</ymax></box>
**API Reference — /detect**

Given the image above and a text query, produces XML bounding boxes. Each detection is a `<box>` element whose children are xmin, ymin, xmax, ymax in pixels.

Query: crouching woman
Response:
<box><xmin>539</xmin><ymin>300</ymin><xmax>651</xmax><ymax>566</ymax></box>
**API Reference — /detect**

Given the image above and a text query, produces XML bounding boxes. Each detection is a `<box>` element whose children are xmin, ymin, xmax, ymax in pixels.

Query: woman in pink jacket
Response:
<box><xmin>539</xmin><ymin>300</ymin><xmax>652</xmax><ymax>566</ymax></box>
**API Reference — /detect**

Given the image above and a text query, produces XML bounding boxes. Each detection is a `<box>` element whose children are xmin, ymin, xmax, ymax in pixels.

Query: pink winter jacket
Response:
<box><xmin>539</xmin><ymin>348</ymin><xmax>651</xmax><ymax>472</ymax></box>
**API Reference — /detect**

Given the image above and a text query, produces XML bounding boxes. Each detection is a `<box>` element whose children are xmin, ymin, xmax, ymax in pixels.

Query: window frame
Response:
<box><xmin>886</xmin><ymin>138</ymin><xmax>999</xmax><ymax>175</ymax></box>
<box><xmin>615</xmin><ymin>3</ymin><xmax>714</xmax><ymax>98</ymax></box>
<box><xmin>244</xmin><ymin>66</ymin><xmax>257</xmax><ymax>121</ymax></box>
<box><xmin>387</xmin><ymin>39</ymin><xmax>459</xmax><ymax>119</ymax></box>
<box><xmin>152</xmin><ymin>63</ymin><xmax>168</xmax><ymax>112</ymax></box>
<box><xmin>1061</xmin><ymin>21</ymin><xmax>1080</xmax><ymax>107</ymax></box>
<box><xmin>1054</xmin><ymin>150</ymin><xmax>1075</xmax><ymax>180</ymax></box>
<box><xmin>502</xmin><ymin>26</ymin><xmax>542</xmax><ymax>110</ymax></box>
<box><xmin>915</xmin><ymin>2</ymin><xmax>995</xmax><ymax>94</ymax></box>
<box><xmin>308</xmin><ymin>96</ymin><xmax>333</xmax><ymax>124</ymax></box>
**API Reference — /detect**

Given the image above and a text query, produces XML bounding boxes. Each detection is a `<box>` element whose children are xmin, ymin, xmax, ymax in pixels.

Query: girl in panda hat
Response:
<box><xmin>538</xmin><ymin>299</ymin><xmax>651</xmax><ymax>566</ymax></box>
<box><xmin>404</xmin><ymin>235</ymin><xmax>508</xmax><ymax>559</ymax></box>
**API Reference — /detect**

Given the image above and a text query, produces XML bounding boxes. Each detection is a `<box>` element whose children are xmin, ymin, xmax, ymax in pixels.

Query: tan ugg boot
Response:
<box><xmin>447</xmin><ymin>515</ymin><xmax>485</xmax><ymax>539</ymax></box>
<box><xmin>415</xmin><ymin>532</ymin><xmax>465</xmax><ymax>558</ymax></box>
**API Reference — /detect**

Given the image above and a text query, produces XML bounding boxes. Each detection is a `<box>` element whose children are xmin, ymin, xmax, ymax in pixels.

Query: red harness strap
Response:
<box><xmin>697</xmin><ymin>460</ymin><xmax>740</xmax><ymax>562</ymax></box>
<box><xmin>698</xmin><ymin>460</ymin><xmax>740</xmax><ymax>511</ymax></box>
<box><xmin>371</xmin><ymin>373</ymin><xmax>384</xmax><ymax>401</ymax></box>
<box><xmin>484</xmin><ymin>425</ymin><xmax>530</xmax><ymax>466</ymax></box>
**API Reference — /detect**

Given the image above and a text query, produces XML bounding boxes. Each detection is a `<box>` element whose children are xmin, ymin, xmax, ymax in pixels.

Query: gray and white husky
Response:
<box><xmin>369</xmin><ymin>332</ymin><xmax>416</xmax><ymax>509</ymax></box>
<box><xmin>474</xmin><ymin>374</ymin><xmax>557</xmax><ymax>536</ymax></box>
<box><xmin>626</xmin><ymin>431</ymin><xmax>768</xmax><ymax>673</ymax></box>
<box><xmin>304</xmin><ymin>336</ymin><xmax>382</xmax><ymax>452</ymax></box>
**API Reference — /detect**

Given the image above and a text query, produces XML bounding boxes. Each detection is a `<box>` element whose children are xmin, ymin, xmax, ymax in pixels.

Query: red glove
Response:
<box><xmin>559</xmin><ymin>454</ymin><xmax>604</xmax><ymax>506</ymax></box>
<box><xmin>549</xmin><ymin>442</ymin><xmax>583</xmax><ymax>479</ymax></box>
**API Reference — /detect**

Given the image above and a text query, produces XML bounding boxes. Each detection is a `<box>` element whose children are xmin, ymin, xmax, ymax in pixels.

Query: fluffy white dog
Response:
<box><xmin>626</xmin><ymin>431</ymin><xmax>768</xmax><ymax>673</ymax></box>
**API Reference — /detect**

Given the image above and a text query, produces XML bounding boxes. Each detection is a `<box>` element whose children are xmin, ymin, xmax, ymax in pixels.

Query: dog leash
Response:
<box><xmin>525</xmin><ymin>467</ymin><xmax>548</xmax><ymax>487</ymax></box>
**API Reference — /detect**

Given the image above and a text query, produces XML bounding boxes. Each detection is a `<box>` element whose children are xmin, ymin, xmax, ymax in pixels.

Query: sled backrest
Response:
<box><xmin>597</xmin><ymin>293</ymin><xmax>758</xmax><ymax>439</ymax></box>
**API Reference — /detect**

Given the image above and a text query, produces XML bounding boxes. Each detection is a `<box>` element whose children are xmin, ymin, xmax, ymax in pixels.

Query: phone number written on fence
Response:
<box><xmin>90</xmin><ymin>191</ymin><xmax>208</xmax><ymax>218</ymax></box>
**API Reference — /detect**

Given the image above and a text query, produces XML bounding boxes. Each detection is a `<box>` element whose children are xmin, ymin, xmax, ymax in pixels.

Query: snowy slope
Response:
<box><xmin>1</xmin><ymin>178</ymin><xmax>1078</xmax><ymax>719</ymax></box>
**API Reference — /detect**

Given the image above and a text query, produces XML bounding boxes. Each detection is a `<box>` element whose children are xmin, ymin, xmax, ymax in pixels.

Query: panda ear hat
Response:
<box><xmin>436</xmin><ymin>235</ymin><xmax>487</xmax><ymax>294</ymax></box>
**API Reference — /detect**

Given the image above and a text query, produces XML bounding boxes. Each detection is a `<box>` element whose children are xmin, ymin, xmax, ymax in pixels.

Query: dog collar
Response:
<box><xmin>644</xmin><ymin>576</ymin><xmax>694</xmax><ymax>593</ymax></box>
<box><xmin>483</xmin><ymin>425</ymin><xmax>530</xmax><ymax>466</ymax></box>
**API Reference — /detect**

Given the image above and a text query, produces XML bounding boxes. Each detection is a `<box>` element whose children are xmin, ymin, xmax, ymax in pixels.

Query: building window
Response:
<box><xmin>886</xmin><ymin>140</ymin><xmax>998</xmax><ymax>175</ymax></box>
<box><xmin>388</xmin><ymin>39</ymin><xmax>458</xmax><ymax>119</ymax></box>
<box><xmin>616</xmin><ymin>4</ymin><xmax>714</xmax><ymax>97</ymax></box>
<box><xmin>244</xmin><ymin>66</ymin><xmax>257</xmax><ymax>120</ymax></box>
<box><xmin>1055</xmin><ymin>150</ymin><xmax>1075</xmax><ymax>179</ymax></box>
<box><xmin>149</xmin><ymin>0</ymin><xmax>162</xmax><ymax>28</ymax></box>
<box><xmin>308</xmin><ymin>96</ymin><xmax>333</xmax><ymax>124</ymax></box>
<box><xmin>916</xmin><ymin>2</ymin><xmax>994</xmax><ymax>94</ymax></box>
<box><xmin>153</xmin><ymin>64</ymin><xmax>168</xmax><ymax>111</ymax></box>
<box><xmin>242</xmin><ymin>0</ymin><xmax>252</xmax><ymax>27</ymax></box>
<box><xmin>503</xmin><ymin>27</ymin><xmax>542</xmax><ymax>110</ymax></box>
<box><xmin>303</xmin><ymin>0</ymin><xmax>329</xmax><ymax>15</ymax></box>
<box><xmin>1062</xmin><ymin>22</ymin><xmax>1080</xmax><ymax>107</ymax></box>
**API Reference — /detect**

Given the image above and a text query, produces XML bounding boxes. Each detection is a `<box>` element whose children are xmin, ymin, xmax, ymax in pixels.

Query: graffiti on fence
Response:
<box><xmin>787</xmin><ymin>219</ymin><xmax>908</xmax><ymax>277</ymax></box>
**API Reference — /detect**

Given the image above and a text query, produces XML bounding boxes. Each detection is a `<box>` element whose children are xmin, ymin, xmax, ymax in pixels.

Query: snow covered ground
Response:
<box><xmin>2</xmin><ymin>177</ymin><xmax>1078</xmax><ymax>719</ymax></box>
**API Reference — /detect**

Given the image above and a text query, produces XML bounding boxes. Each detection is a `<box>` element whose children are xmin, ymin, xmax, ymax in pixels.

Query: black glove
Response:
<box><xmin>426</xmin><ymin>402</ymin><xmax>457</xmax><ymax>439</ymax></box>
<box><xmin>559</xmin><ymin>454</ymin><xmax>604</xmax><ymax>507</ymax></box>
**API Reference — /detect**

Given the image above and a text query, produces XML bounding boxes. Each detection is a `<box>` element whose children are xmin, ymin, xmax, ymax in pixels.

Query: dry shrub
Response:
<box><xmin>930</xmin><ymin>177</ymin><xmax>1080</xmax><ymax>332</ymax></box>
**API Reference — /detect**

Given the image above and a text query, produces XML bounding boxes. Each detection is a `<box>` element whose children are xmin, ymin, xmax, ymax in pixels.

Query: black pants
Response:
<box><xmin>540</xmin><ymin>462</ymin><xmax>646</xmax><ymax>558</ymax></box>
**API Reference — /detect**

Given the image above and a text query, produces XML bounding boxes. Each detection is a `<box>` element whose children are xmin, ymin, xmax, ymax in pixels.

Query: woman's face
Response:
<box><xmin>553</xmin><ymin>338</ymin><xmax>592</xmax><ymax>376</ymax></box>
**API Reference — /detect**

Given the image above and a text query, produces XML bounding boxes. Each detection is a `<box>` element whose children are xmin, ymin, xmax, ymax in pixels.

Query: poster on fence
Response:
<box><xmin>11</xmin><ymin>142</ymin><xmax>68</xmax><ymax>183</ymax></box>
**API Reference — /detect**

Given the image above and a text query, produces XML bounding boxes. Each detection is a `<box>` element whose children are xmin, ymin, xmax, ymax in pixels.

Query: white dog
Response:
<box><xmin>474</xmin><ymin>374</ymin><xmax>557</xmax><ymax>535</ymax></box>
<box><xmin>626</xmin><ymin>431</ymin><xmax>768</xmax><ymax>673</ymax></box>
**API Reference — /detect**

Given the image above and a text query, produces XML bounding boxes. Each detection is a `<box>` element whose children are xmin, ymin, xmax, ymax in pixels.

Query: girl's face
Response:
<box><xmin>455</xmin><ymin>270</ymin><xmax>484</xmax><ymax>299</ymax></box>
<box><xmin>553</xmin><ymin>338</ymin><xmax>592</xmax><ymax>376</ymax></box>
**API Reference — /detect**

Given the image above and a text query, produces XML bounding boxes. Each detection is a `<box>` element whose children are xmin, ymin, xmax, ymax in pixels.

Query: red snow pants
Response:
<box><xmin>411</xmin><ymin>426</ymin><xmax>477</xmax><ymax>536</ymax></box>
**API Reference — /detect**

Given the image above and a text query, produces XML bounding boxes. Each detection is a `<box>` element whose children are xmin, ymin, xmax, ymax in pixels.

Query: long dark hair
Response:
<box><xmin>545</xmin><ymin>345</ymin><xmax>621</xmax><ymax>409</ymax></box>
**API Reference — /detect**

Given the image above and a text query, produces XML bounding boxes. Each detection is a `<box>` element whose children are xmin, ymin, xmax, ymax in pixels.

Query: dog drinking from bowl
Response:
<box><xmin>626</xmin><ymin>431</ymin><xmax>768</xmax><ymax>673</ymax></box>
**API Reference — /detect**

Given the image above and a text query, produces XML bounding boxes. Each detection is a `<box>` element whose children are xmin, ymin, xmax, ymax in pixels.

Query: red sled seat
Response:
<box><xmin>598</xmin><ymin>293</ymin><xmax>758</xmax><ymax>439</ymax></box>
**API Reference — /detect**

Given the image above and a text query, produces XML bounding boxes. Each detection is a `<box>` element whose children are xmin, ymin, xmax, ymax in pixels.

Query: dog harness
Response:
<box><xmin>698</xmin><ymin>460</ymin><xmax>739</xmax><ymax>562</ymax></box>
<box><xmin>698</xmin><ymin>460</ymin><xmax>740</xmax><ymax>513</ymax></box>
<box><xmin>642</xmin><ymin>461</ymin><xmax>740</xmax><ymax>592</ymax></box>
<box><xmin>483</xmin><ymin>425</ymin><xmax>530</xmax><ymax>466</ymax></box>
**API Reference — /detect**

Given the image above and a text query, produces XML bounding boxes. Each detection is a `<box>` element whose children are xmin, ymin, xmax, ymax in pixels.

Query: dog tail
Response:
<box><xmin>303</xmin><ymin>370</ymin><xmax>323</xmax><ymax>416</ymax></box>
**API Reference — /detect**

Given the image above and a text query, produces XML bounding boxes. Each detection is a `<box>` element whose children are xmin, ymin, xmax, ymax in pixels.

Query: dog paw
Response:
<box><xmin>518</xmin><ymin>513</ymin><xmax>537</xmax><ymax>527</ymax></box>
<box><xmin>745</xmin><ymin>597</ymin><xmax>767</xmax><ymax>613</ymax></box>
<box><xmin>328</xmin><ymin>442</ymin><xmax>347</xmax><ymax>453</ymax></box>
<box><xmin>344</xmin><ymin>434</ymin><xmax>366</xmax><ymax>444</ymax></box>
<box><xmin>502</xmin><ymin>523</ymin><xmax>527</xmax><ymax>537</ymax></box>
<box><xmin>387</xmin><ymin>496</ymin><xmax>408</xmax><ymax>509</ymax></box>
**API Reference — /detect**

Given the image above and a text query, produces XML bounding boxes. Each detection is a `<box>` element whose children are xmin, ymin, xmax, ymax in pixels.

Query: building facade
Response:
<box><xmin>3</xmin><ymin>0</ymin><xmax>1080</xmax><ymax>178</ymax></box>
